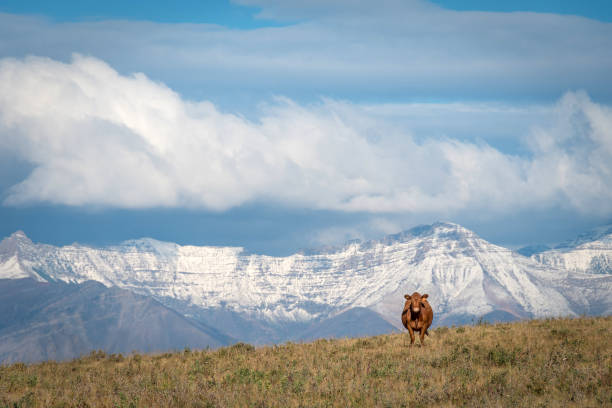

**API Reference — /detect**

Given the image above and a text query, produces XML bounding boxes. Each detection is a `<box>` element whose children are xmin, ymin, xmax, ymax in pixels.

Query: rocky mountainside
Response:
<box><xmin>1</xmin><ymin>222</ymin><xmax>611</xmax><ymax>348</ymax></box>
<box><xmin>532</xmin><ymin>225</ymin><xmax>612</xmax><ymax>275</ymax></box>
<box><xmin>0</xmin><ymin>278</ymin><xmax>232</xmax><ymax>363</ymax></box>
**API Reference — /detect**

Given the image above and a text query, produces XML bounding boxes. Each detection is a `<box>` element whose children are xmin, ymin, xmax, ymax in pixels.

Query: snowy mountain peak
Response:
<box><xmin>554</xmin><ymin>224</ymin><xmax>612</xmax><ymax>249</ymax></box>
<box><xmin>10</xmin><ymin>230</ymin><xmax>29</xmax><ymax>240</ymax></box>
<box><xmin>377</xmin><ymin>222</ymin><xmax>476</xmax><ymax>248</ymax></box>
<box><xmin>0</xmin><ymin>222</ymin><xmax>610</xmax><ymax>339</ymax></box>
<box><xmin>118</xmin><ymin>237</ymin><xmax>180</xmax><ymax>256</ymax></box>
<box><xmin>0</xmin><ymin>231</ymin><xmax>43</xmax><ymax>281</ymax></box>
<box><xmin>0</xmin><ymin>230</ymin><xmax>33</xmax><ymax>250</ymax></box>
<box><xmin>0</xmin><ymin>231</ymin><xmax>35</xmax><ymax>261</ymax></box>
<box><xmin>532</xmin><ymin>224</ymin><xmax>612</xmax><ymax>275</ymax></box>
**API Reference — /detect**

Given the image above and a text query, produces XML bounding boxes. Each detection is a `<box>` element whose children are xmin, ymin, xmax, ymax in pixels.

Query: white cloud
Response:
<box><xmin>1</xmin><ymin>1</ymin><xmax>611</xmax><ymax>103</ymax></box>
<box><xmin>0</xmin><ymin>56</ymin><xmax>611</xmax><ymax>217</ymax></box>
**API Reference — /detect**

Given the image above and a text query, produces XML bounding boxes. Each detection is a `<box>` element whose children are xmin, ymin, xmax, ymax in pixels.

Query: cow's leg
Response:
<box><xmin>407</xmin><ymin>326</ymin><xmax>415</xmax><ymax>345</ymax></box>
<box><xmin>420</xmin><ymin>328</ymin><xmax>426</xmax><ymax>345</ymax></box>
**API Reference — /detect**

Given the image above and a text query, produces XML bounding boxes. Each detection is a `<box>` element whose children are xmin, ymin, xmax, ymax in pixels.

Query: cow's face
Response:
<box><xmin>404</xmin><ymin>292</ymin><xmax>428</xmax><ymax>314</ymax></box>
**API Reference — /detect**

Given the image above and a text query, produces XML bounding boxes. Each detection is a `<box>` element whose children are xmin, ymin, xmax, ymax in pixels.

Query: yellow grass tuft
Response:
<box><xmin>1</xmin><ymin>316</ymin><xmax>611</xmax><ymax>407</ymax></box>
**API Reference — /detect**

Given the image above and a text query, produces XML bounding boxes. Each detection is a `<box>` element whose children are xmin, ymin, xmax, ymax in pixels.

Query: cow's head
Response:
<box><xmin>404</xmin><ymin>292</ymin><xmax>428</xmax><ymax>314</ymax></box>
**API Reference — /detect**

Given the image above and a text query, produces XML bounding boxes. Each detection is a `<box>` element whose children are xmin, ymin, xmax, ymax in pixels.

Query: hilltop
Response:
<box><xmin>1</xmin><ymin>316</ymin><xmax>611</xmax><ymax>407</ymax></box>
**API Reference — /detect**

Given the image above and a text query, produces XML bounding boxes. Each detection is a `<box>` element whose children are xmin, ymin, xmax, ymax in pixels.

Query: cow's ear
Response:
<box><xmin>404</xmin><ymin>294</ymin><xmax>411</xmax><ymax>300</ymax></box>
<box><xmin>422</xmin><ymin>294</ymin><xmax>429</xmax><ymax>299</ymax></box>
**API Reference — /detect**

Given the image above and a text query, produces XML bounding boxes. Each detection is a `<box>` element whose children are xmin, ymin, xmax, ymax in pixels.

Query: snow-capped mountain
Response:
<box><xmin>532</xmin><ymin>225</ymin><xmax>612</xmax><ymax>275</ymax></box>
<box><xmin>1</xmin><ymin>222</ymin><xmax>611</xmax><ymax>344</ymax></box>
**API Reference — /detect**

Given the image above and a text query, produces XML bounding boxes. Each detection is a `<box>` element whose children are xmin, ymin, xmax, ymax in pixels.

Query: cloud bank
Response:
<box><xmin>0</xmin><ymin>55</ymin><xmax>611</xmax><ymax>216</ymax></box>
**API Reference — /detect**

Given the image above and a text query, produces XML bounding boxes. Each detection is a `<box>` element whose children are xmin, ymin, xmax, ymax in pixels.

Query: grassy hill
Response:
<box><xmin>1</xmin><ymin>316</ymin><xmax>611</xmax><ymax>407</ymax></box>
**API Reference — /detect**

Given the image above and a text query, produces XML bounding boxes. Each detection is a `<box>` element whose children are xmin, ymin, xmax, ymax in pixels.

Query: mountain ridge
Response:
<box><xmin>1</xmin><ymin>222</ymin><xmax>611</xmax><ymax>350</ymax></box>
<box><xmin>531</xmin><ymin>224</ymin><xmax>612</xmax><ymax>275</ymax></box>
<box><xmin>0</xmin><ymin>278</ymin><xmax>233</xmax><ymax>363</ymax></box>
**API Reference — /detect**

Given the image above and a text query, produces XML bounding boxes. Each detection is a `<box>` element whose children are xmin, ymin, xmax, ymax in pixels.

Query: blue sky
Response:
<box><xmin>1</xmin><ymin>0</ymin><xmax>611</xmax><ymax>254</ymax></box>
<box><xmin>2</xmin><ymin>0</ymin><xmax>610</xmax><ymax>24</ymax></box>
<box><xmin>432</xmin><ymin>0</ymin><xmax>612</xmax><ymax>21</ymax></box>
<box><xmin>0</xmin><ymin>0</ymin><xmax>280</xmax><ymax>27</ymax></box>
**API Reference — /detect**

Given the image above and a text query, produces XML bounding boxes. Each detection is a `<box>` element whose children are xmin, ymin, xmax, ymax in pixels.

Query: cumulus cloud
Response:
<box><xmin>0</xmin><ymin>56</ymin><xmax>611</xmax><ymax>216</ymax></box>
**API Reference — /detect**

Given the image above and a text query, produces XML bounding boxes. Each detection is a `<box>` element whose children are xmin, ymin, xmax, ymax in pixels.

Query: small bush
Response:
<box><xmin>487</xmin><ymin>345</ymin><xmax>518</xmax><ymax>366</ymax></box>
<box><xmin>354</xmin><ymin>338</ymin><xmax>375</xmax><ymax>348</ymax></box>
<box><xmin>550</xmin><ymin>328</ymin><xmax>570</xmax><ymax>338</ymax></box>
<box><xmin>26</xmin><ymin>375</ymin><xmax>37</xmax><ymax>387</ymax></box>
<box><xmin>489</xmin><ymin>370</ymin><xmax>507</xmax><ymax>386</ymax></box>
<box><xmin>107</xmin><ymin>353</ymin><xmax>124</xmax><ymax>362</ymax></box>
<box><xmin>88</xmin><ymin>350</ymin><xmax>106</xmax><ymax>360</ymax></box>
<box><xmin>230</xmin><ymin>342</ymin><xmax>255</xmax><ymax>353</ymax></box>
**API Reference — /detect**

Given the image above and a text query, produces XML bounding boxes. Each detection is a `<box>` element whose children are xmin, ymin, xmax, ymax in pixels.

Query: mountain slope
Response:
<box><xmin>0</xmin><ymin>278</ymin><xmax>233</xmax><ymax>363</ymax></box>
<box><xmin>532</xmin><ymin>225</ymin><xmax>612</xmax><ymax>274</ymax></box>
<box><xmin>2</xmin><ymin>317</ymin><xmax>610</xmax><ymax>407</ymax></box>
<box><xmin>295</xmin><ymin>307</ymin><xmax>398</xmax><ymax>341</ymax></box>
<box><xmin>1</xmin><ymin>223</ymin><xmax>610</xmax><ymax>346</ymax></box>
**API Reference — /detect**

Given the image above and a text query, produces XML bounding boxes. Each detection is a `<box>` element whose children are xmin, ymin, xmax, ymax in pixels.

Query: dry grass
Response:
<box><xmin>1</xmin><ymin>316</ymin><xmax>611</xmax><ymax>407</ymax></box>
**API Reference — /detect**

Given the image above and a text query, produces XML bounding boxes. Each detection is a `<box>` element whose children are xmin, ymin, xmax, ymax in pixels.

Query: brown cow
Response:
<box><xmin>401</xmin><ymin>292</ymin><xmax>433</xmax><ymax>345</ymax></box>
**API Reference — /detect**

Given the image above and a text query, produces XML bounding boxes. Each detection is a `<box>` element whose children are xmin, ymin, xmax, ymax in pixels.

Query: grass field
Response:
<box><xmin>1</xmin><ymin>316</ymin><xmax>611</xmax><ymax>407</ymax></box>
